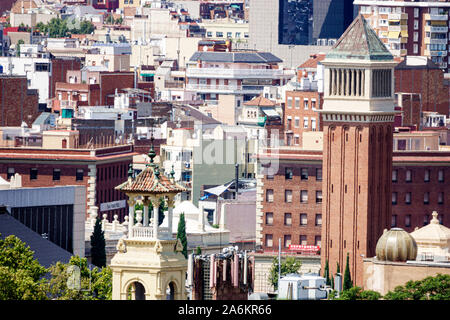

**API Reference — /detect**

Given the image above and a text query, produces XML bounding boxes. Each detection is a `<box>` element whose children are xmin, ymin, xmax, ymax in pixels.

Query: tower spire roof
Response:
<box><xmin>326</xmin><ymin>14</ymin><xmax>393</xmax><ymax>61</ymax></box>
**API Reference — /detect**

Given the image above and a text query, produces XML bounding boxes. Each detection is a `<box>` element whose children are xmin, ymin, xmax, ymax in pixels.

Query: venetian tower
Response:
<box><xmin>319</xmin><ymin>15</ymin><xmax>398</xmax><ymax>287</ymax></box>
<box><xmin>110</xmin><ymin>141</ymin><xmax>188</xmax><ymax>300</ymax></box>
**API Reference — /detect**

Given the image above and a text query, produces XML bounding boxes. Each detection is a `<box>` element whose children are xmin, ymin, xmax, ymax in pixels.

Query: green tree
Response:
<box><xmin>268</xmin><ymin>257</ymin><xmax>302</xmax><ymax>291</ymax></box>
<box><xmin>195</xmin><ymin>246</ymin><xmax>202</xmax><ymax>255</ymax></box>
<box><xmin>384</xmin><ymin>274</ymin><xmax>450</xmax><ymax>300</ymax></box>
<box><xmin>176</xmin><ymin>213</ymin><xmax>188</xmax><ymax>259</ymax></box>
<box><xmin>15</xmin><ymin>39</ymin><xmax>24</xmax><ymax>57</ymax></box>
<box><xmin>332</xmin><ymin>286</ymin><xmax>381</xmax><ymax>300</ymax></box>
<box><xmin>46</xmin><ymin>256</ymin><xmax>112</xmax><ymax>300</ymax></box>
<box><xmin>343</xmin><ymin>253</ymin><xmax>353</xmax><ymax>290</ymax></box>
<box><xmin>323</xmin><ymin>259</ymin><xmax>331</xmax><ymax>286</ymax></box>
<box><xmin>0</xmin><ymin>234</ymin><xmax>48</xmax><ymax>300</ymax></box>
<box><xmin>90</xmin><ymin>218</ymin><xmax>106</xmax><ymax>268</ymax></box>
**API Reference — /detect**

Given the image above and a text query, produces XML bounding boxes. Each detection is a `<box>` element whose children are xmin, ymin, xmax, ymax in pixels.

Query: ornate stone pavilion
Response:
<box><xmin>110</xmin><ymin>143</ymin><xmax>188</xmax><ymax>300</ymax></box>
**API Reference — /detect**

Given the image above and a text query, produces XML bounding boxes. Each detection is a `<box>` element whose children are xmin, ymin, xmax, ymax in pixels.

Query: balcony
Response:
<box><xmin>164</xmin><ymin>80</ymin><xmax>185</xmax><ymax>89</ymax></box>
<box><xmin>129</xmin><ymin>225</ymin><xmax>172</xmax><ymax>240</ymax></box>
<box><xmin>388</xmin><ymin>13</ymin><xmax>408</xmax><ymax>20</ymax></box>
<box><xmin>425</xmin><ymin>38</ymin><xmax>448</xmax><ymax>45</ymax></box>
<box><xmin>424</xmin><ymin>50</ymin><xmax>448</xmax><ymax>57</ymax></box>
<box><xmin>388</xmin><ymin>25</ymin><xmax>408</xmax><ymax>32</ymax></box>
<box><xmin>186</xmin><ymin>67</ymin><xmax>289</xmax><ymax>79</ymax></box>
<box><xmin>425</xmin><ymin>14</ymin><xmax>449</xmax><ymax>21</ymax></box>
<box><xmin>425</xmin><ymin>26</ymin><xmax>448</xmax><ymax>33</ymax></box>
<box><xmin>390</xmin><ymin>48</ymin><xmax>407</xmax><ymax>56</ymax></box>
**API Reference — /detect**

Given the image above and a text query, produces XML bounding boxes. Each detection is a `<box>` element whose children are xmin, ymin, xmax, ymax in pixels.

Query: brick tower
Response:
<box><xmin>319</xmin><ymin>15</ymin><xmax>398</xmax><ymax>287</ymax></box>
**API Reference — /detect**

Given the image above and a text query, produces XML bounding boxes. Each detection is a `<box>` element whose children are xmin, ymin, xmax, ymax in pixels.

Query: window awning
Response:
<box><xmin>401</xmin><ymin>30</ymin><xmax>409</xmax><ymax>37</ymax></box>
<box><xmin>203</xmin><ymin>181</ymin><xmax>234</xmax><ymax>197</ymax></box>
<box><xmin>140</xmin><ymin>73</ymin><xmax>154</xmax><ymax>77</ymax></box>
<box><xmin>261</xmin><ymin>107</ymin><xmax>280</xmax><ymax>117</ymax></box>
<box><xmin>431</xmin><ymin>21</ymin><xmax>447</xmax><ymax>26</ymax></box>
<box><xmin>388</xmin><ymin>31</ymin><xmax>400</xmax><ymax>39</ymax></box>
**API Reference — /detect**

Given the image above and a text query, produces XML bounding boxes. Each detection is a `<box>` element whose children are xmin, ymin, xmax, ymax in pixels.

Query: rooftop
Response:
<box><xmin>189</xmin><ymin>51</ymin><xmax>282</xmax><ymax>64</ymax></box>
<box><xmin>326</xmin><ymin>14</ymin><xmax>393</xmax><ymax>61</ymax></box>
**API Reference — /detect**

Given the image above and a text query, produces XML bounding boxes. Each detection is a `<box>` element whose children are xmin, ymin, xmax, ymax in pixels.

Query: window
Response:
<box><xmin>414</xmin><ymin>8</ymin><xmax>419</xmax><ymax>18</ymax></box>
<box><xmin>392</xmin><ymin>192</ymin><xmax>397</xmax><ymax>205</ymax></box>
<box><xmin>405</xmin><ymin>192</ymin><xmax>411</xmax><ymax>204</ymax></box>
<box><xmin>438</xmin><ymin>169</ymin><xmax>444</xmax><ymax>182</ymax></box>
<box><xmin>414</xmin><ymin>19</ymin><xmax>419</xmax><ymax>30</ymax></box>
<box><xmin>30</xmin><ymin>168</ymin><xmax>38</xmax><ymax>180</ymax></box>
<box><xmin>299</xmin><ymin>235</ymin><xmax>307</xmax><ymax>246</ymax></box>
<box><xmin>266</xmin><ymin>189</ymin><xmax>274</xmax><ymax>202</ymax></box>
<box><xmin>284</xmin><ymin>235</ymin><xmax>292</xmax><ymax>248</ymax></box>
<box><xmin>315</xmin><ymin>236</ymin><xmax>321</xmax><ymax>247</ymax></box>
<box><xmin>391</xmin><ymin>215</ymin><xmax>397</xmax><ymax>228</ymax></box>
<box><xmin>53</xmin><ymin>169</ymin><xmax>61</xmax><ymax>181</ymax></box>
<box><xmin>300</xmin><ymin>213</ymin><xmax>307</xmax><ymax>226</ymax></box>
<box><xmin>414</xmin><ymin>31</ymin><xmax>419</xmax><ymax>42</ymax></box>
<box><xmin>405</xmin><ymin>215</ymin><xmax>411</xmax><ymax>228</ymax></box>
<box><xmin>423</xmin><ymin>215</ymin><xmax>429</xmax><ymax>226</ymax></box>
<box><xmin>316</xmin><ymin>191</ymin><xmax>322</xmax><ymax>203</ymax></box>
<box><xmin>216</xmin><ymin>32</ymin><xmax>223</xmax><ymax>37</ymax></box>
<box><xmin>285</xmin><ymin>190</ymin><xmax>292</xmax><ymax>203</ymax></box>
<box><xmin>300</xmin><ymin>190</ymin><xmax>308</xmax><ymax>203</ymax></box>
<box><xmin>76</xmin><ymin>169</ymin><xmax>84</xmax><ymax>181</ymax></box>
<box><xmin>303</xmin><ymin>99</ymin><xmax>308</xmax><ymax>110</ymax></box>
<box><xmin>311</xmin><ymin>118</ymin><xmax>317</xmax><ymax>131</ymax></box>
<box><xmin>287</xmin><ymin>97</ymin><xmax>293</xmax><ymax>108</ymax></box>
<box><xmin>265</xmin><ymin>212</ymin><xmax>273</xmax><ymax>225</ymax></box>
<box><xmin>227</xmin><ymin>32</ymin><xmax>232</xmax><ymax>38</ymax></box>
<box><xmin>413</xmin><ymin>44</ymin><xmax>418</xmax><ymax>54</ymax></box>
<box><xmin>424</xmin><ymin>169</ymin><xmax>430</xmax><ymax>182</ymax></box>
<box><xmin>303</xmin><ymin>117</ymin><xmax>309</xmax><ymax>129</ymax></box>
<box><xmin>438</xmin><ymin>192</ymin><xmax>444</xmax><ymax>205</ymax></box>
<box><xmin>392</xmin><ymin>169</ymin><xmax>398</xmax><ymax>182</ymax></box>
<box><xmin>285</xmin><ymin>168</ymin><xmax>293</xmax><ymax>179</ymax></box>
<box><xmin>405</xmin><ymin>170</ymin><xmax>412</xmax><ymax>182</ymax></box>
<box><xmin>7</xmin><ymin>167</ymin><xmax>14</xmax><ymax>179</ymax></box>
<box><xmin>294</xmin><ymin>135</ymin><xmax>300</xmax><ymax>145</ymax></box>
<box><xmin>35</xmin><ymin>63</ymin><xmax>50</xmax><ymax>72</ymax></box>
<box><xmin>315</xmin><ymin>214</ymin><xmax>322</xmax><ymax>226</ymax></box>
<box><xmin>207</xmin><ymin>31</ymin><xmax>212</xmax><ymax>37</ymax></box>
<box><xmin>311</xmin><ymin>100</ymin><xmax>316</xmax><ymax>110</ymax></box>
<box><xmin>235</xmin><ymin>32</ymin><xmax>241</xmax><ymax>38</ymax></box>
<box><xmin>294</xmin><ymin>117</ymin><xmax>300</xmax><ymax>128</ymax></box>
<box><xmin>316</xmin><ymin>168</ymin><xmax>322</xmax><ymax>181</ymax></box>
<box><xmin>265</xmin><ymin>234</ymin><xmax>273</xmax><ymax>247</ymax></box>
<box><xmin>424</xmin><ymin>192</ymin><xmax>430</xmax><ymax>204</ymax></box>
<box><xmin>294</xmin><ymin>97</ymin><xmax>300</xmax><ymax>109</ymax></box>
<box><xmin>301</xmin><ymin>168</ymin><xmax>308</xmax><ymax>180</ymax></box>
<box><xmin>284</xmin><ymin>213</ymin><xmax>292</xmax><ymax>226</ymax></box>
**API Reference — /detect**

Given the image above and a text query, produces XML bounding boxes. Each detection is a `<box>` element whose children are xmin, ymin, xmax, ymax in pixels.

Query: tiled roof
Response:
<box><xmin>116</xmin><ymin>165</ymin><xmax>186</xmax><ymax>195</ymax></box>
<box><xmin>298</xmin><ymin>53</ymin><xmax>326</xmax><ymax>69</ymax></box>
<box><xmin>244</xmin><ymin>95</ymin><xmax>276</xmax><ymax>107</ymax></box>
<box><xmin>326</xmin><ymin>14</ymin><xmax>393</xmax><ymax>61</ymax></box>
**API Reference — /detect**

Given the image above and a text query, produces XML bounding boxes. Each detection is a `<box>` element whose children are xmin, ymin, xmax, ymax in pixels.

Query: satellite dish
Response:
<box><xmin>203</xmin><ymin>46</ymin><xmax>208</xmax><ymax>52</ymax></box>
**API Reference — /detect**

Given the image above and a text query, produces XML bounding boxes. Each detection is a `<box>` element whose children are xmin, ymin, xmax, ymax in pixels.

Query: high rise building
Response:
<box><xmin>249</xmin><ymin>0</ymin><xmax>354</xmax><ymax>67</ymax></box>
<box><xmin>355</xmin><ymin>0</ymin><xmax>450</xmax><ymax>72</ymax></box>
<box><xmin>319</xmin><ymin>15</ymin><xmax>397</xmax><ymax>287</ymax></box>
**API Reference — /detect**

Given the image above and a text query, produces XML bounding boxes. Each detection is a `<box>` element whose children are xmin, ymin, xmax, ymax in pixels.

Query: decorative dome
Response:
<box><xmin>376</xmin><ymin>228</ymin><xmax>417</xmax><ymax>262</ymax></box>
<box><xmin>410</xmin><ymin>211</ymin><xmax>450</xmax><ymax>247</ymax></box>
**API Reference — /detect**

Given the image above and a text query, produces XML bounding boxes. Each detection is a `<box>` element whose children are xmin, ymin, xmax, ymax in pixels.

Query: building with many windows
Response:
<box><xmin>356</xmin><ymin>0</ymin><xmax>450</xmax><ymax>72</ymax></box>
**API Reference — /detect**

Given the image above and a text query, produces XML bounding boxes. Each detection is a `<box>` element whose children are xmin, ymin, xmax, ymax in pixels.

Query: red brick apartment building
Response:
<box><xmin>0</xmin><ymin>75</ymin><xmax>39</xmax><ymax>127</ymax></box>
<box><xmin>256</xmin><ymin>149</ymin><xmax>450</xmax><ymax>252</ymax></box>
<box><xmin>0</xmin><ymin>144</ymin><xmax>137</xmax><ymax>221</ymax></box>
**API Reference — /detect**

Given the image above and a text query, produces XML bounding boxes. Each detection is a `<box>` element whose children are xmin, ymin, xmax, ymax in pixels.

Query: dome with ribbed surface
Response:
<box><xmin>376</xmin><ymin>228</ymin><xmax>417</xmax><ymax>262</ymax></box>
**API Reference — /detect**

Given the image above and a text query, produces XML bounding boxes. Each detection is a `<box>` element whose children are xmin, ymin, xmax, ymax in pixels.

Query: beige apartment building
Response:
<box><xmin>356</xmin><ymin>0</ymin><xmax>450</xmax><ymax>72</ymax></box>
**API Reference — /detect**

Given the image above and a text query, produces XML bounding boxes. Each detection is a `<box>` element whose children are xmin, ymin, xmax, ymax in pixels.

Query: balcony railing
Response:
<box><xmin>425</xmin><ymin>26</ymin><xmax>448</xmax><ymax>33</ymax></box>
<box><xmin>164</xmin><ymin>81</ymin><xmax>185</xmax><ymax>89</ymax></box>
<box><xmin>425</xmin><ymin>14</ymin><xmax>449</xmax><ymax>21</ymax></box>
<box><xmin>186</xmin><ymin>67</ymin><xmax>289</xmax><ymax>79</ymax></box>
<box><xmin>129</xmin><ymin>225</ymin><xmax>172</xmax><ymax>240</ymax></box>
<box><xmin>186</xmin><ymin>83</ymin><xmax>241</xmax><ymax>92</ymax></box>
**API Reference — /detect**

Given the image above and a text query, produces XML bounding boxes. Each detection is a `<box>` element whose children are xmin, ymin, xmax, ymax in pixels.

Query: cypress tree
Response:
<box><xmin>176</xmin><ymin>213</ymin><xmax>188</xmax><ymax>259</ymax></box>
<box><xmin>343</xmin><ymin>253</ymin><xmax>353</xmax><ymax>291</ymax></box>
<box><xmin>323</xmin><ymin>259</ymin><xmax>330</xmax><ymax>286</ymax></box>
<box><xmin>90</xmin><ymin>218</ymin><xmax>106</xmax><ymax>268</ymax></box>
